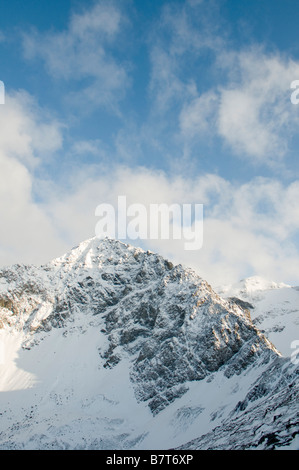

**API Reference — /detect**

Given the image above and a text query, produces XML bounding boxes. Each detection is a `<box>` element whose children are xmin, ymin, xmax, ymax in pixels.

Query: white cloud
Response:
<box><xmin>22</xmin><ymin>1</ymin><xmax>129</xmax><ymax>112</ymax></box>
<box><xmin>39</xmin><ymin>166</ymin><xmax>299</xmax><ymax>287</ymax></box>
<box><xmin>148</xmin><ymin>1</ymin><xmax>299</xmax><ymax>166</ymax></box>
<box><xmin>0</xmin><ymin>91</ymin><xmax>67</xmax><ymax>266</ymax></box>
<box><xmin>216</xmin><ymin>51</ymin><xmax>299</xmax><ymax>162</ymax></box>
<box><xmin>149</xmin><ymin>46</ymin><xmax>189</xmax><ymax>113</ymax></box>
<box><xmin>70</xmin><ymin>2</ymin><xmax>121</xmax><ymax>38</ymax></box>
<box><xmin>0</xmin><ymin>91</ymin><xmax>63</xmax><ymax>166</ymax></box>
<box><xmin>180</xmin><ymin>91</ymin><xmax>218</xmax><ymax>136</ymax></box>
<box><xmin>148</xmin><ymin>1</ymin><xmax>221</xmax><ymax>114</ymax></box>
<box><xmin>180</xmin><ymin>49</ymin><xmax>299</xmax><ymax>164</ymax></box>
<box><xmin>70</xmin><ymin>139</ymin><xmax>107</xmax><ymax>158</ymax></box>
<box><xmin>1</xmin><ymin>112</ymin><xmax>298</xmax><ymax>287</ymax></box>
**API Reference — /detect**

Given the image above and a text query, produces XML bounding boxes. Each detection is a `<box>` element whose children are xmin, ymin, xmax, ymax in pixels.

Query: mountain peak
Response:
<box><xmin>50</xmin><ymin>236</ymin><xmax>143</xmax><ymax>269</ymax></box>
<box><xmin>217</xmin><ymin>275</ymin><xmax>291</xmax><ymax>300</ymax></box>
<box><xmin>0</xmin><ymin>238</ymin><xmax>297</xmax><ymax>450</ymax></box>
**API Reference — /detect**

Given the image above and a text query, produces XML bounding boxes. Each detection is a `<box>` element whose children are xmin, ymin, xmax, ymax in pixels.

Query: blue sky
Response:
<box><xmin>1</xmin><ymin>0</ymin><xmax>299</xmax><ymax>287</ymax></box>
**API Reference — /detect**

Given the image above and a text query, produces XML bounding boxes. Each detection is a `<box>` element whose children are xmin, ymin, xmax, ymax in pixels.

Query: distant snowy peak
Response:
<box><xmin>217</xmin><ymin>275</ymin><xmax>291</xmax><ymax>301</ymax></box>
<box><xmin>216</xmin><ymin>275</ymin><xmax>299</xmax><ymax>358</ymax></box>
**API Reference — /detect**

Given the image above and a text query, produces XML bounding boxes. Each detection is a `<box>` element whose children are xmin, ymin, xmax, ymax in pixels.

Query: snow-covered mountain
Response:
<box><xmin>0</xmin><ymin>238</ymin><xmax>298</xmax><ymax>450</ymax></box>
<box><xmin>217</xmin><ymin>276</ymin><xmax>299</xmax><ymax>358</ymax></box>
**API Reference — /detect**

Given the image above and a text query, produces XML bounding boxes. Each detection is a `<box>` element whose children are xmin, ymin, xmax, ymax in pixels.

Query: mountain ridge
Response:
<box><xmin>0</xmin><ymin>237</ymin><xmax>297</xmax><ymax>449</ymax></box>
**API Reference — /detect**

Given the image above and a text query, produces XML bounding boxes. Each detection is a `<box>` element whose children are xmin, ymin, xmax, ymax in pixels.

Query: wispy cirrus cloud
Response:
<box><xmin>181</xmin><ymin>48</ymin><xmax>299</xmax><ymax>165</ymax></box>
<box><xmin>22</xmin><ymin>1</ymin><xmax>129</xmax><ymax>113</ymax></box>
<box><xmin>216</xmin><ymin>50</ymin><xmax>299</xmax><ymax>163</ymax></box>
<box><xmin>148</xmin><ymin>1</ymin><xmax>222</xmax><ymax>113</ymax></box>
<box><xmin>147</xmin><ymin>2</ymin><xmax>299</xmax><ymax>167</ymax></box>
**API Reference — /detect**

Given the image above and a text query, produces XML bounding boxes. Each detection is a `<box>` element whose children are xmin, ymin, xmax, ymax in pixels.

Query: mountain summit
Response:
<box><xmin>0</xmin><ymin>238</ymin><xmax>298</xmax><ymax>449</ymax></box>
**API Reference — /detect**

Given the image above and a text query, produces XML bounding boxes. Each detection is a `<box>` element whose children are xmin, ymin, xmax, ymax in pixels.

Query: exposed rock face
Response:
<box><xmin>0</xmin><ymin>238</ymin><xmax>297</xmax><ymax>450</ymax></box>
